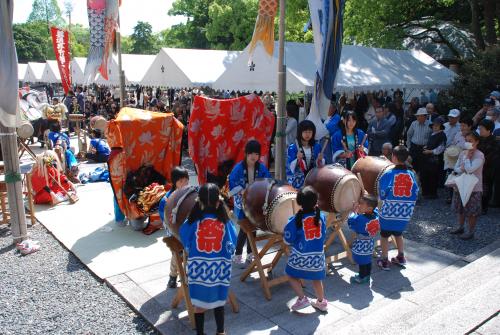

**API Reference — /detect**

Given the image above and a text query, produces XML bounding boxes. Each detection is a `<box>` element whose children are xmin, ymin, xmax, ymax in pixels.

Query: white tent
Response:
<box><xmin>121</xmin><ymin>54</ymin><xmax>155</xmax><ymax>84</ymax></box>
<box><xmin>41</xmin><ymin>60</ymin><xmax>61</xmax><ymax>83</ymax></box>
<box><xmin>24</xmin><ymin>62</ymin><xmax>45</xmax><ymax>83</ymax></box>
<box><xmin>18</xmin><ymin>63</ymin><xmax>27</xmax><ymax>82</ymax></box>
<box><xmin>93</xmin><ymin>55</ymin><xmax>124</xmax><ymax>86</ymax></box>
<box><xmin>71</xmin><ymin>57</ymin><xmax>87</xmax><ymax>85</ymax></box>
<box><xmin>141</xmin><ymin>48</ymin><xmax>240</xmax><ymax>87</ymax></box>
<box><xmin>213</xmin><ymin>42</ymin><xmax>456</xmax><ymax>92</ymax></box>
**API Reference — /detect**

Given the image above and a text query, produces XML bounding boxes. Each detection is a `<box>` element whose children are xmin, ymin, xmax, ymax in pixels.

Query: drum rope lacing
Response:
<box><xmin>262</xmin><ymin>179</ymin><xmax>277</xmax><ymax>216</ymax></box>
<box><xmin>170</xmin><ymin>186</ymin><xmax>198</xmax><ymax>227</ymax></box>
<box><xmin>265</xmin><ymin>191</ymin><xmax>297</xmax><ymax>232</ymax></box>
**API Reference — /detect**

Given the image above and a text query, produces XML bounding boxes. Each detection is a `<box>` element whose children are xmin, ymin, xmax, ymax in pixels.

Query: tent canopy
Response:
<box><xmin>121</xmin><ymin>54</ymin><xmax>155</xmax><ymax>85</ymax></box>
<box><xmin>71</xmin><ymin>57</ymin><xmax>86</xmax><ymax>85</ymax></box>
<box><xmin>18</xmin><ymin>63</ymin><xmax>27</xmax><ymax>81</ymax></box>
<box><xmin>24</xmin><ymin>62</ymin><xmax>45</xmax><ymax>83</ymax></box>
<box><xmin>213</xmin><ymin>42</ymin><xmax>456</xmax><ymax>93</ymax></box>
<box><xmin>141</xmin><ymin>48</ymin><xmax>240</xmax><ymax>87</ymax></box>
<box><xmin>41</xmin><ymin>60</ymin><xmax>61</xmax><ymax>84</ymax></box>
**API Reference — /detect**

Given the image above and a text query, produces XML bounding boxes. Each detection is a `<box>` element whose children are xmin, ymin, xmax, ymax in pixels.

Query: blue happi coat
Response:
<box><xmin>323</xmin><ymin>114</ymin><xmax>341</xmax><ymax>164</ymax></box>
<box><xmin>228</xmin><ymin>161</ymin><xmax>271</xmax><ymax>220</ymax></box>
<box><xmin>286</xmin><ymin>142</ymin><xmax>323</xmax><ymax>189</ymax></box>
<box><xmin>331</xmin><ymin>128</ymin><xmax>368</xmax><ymax>168</ymax></box>
<box><xmin>348</xmin><ymin>211</ymin><xmax>380</xmax><ymax>265</ymax></box>
<box><xmin>283</xmin><ymin>212</ymin><xmax>326</xmax><ymax>280</ymax></box>
<box><xmin>48</xmin><ymin>131</ymin><xmax>78</xmax><ymax>168</ymax></box>
<box><xmin>378</xmin><ymin>166</ymin><xmax>419</xmax><ymax>232</ymax></box>
<box><xmin>179</xmin><ymin>214</ymin><xmax>237</xmax><ymax>309</ymax></box>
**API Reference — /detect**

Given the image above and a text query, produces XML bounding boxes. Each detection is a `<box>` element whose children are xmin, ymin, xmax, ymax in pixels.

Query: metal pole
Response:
<box><xmin>116</xmin><ymin>13</ymin><xmax>126</xmax><ymax>108</ymax></box>
<box><xmin>275</xmin><ymin>0</ymin><xmax>286</xmax><ymax>181</ymax></box>
<box><xmin>0</xmin><ymin>127</ymin><xmax>27</xmax><ymax>243</ymax></box>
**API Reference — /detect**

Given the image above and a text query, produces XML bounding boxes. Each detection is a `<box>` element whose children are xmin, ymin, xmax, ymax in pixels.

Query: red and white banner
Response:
<box><xmin>50</xmin><ymin>27</ymin><xmax>72</xmax><ymax>94</ymax></box>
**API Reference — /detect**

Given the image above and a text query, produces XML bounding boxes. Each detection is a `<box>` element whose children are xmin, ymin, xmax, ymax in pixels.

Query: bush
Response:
<box><xmin>438</xmin><ymin>47</ymin><xmax>500</xmax><ymax>117</ymax></box>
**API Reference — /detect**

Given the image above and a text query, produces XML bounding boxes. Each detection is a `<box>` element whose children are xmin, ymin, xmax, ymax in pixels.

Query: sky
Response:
<box><xmin>13</xmin><ymin>0</ymin><xmax>187</xmax><ymax>36</ymax></box>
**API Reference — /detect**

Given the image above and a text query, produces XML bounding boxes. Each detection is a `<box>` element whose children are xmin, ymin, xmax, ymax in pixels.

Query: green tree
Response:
<box><xmin>131</xmin><ymin>21</ymin><xmax>159</xmax><ymax>54</ymax></box>
<box><xmin>121</xmin><ymin>35</ymin><xmax>134</xmax><ymax>54</ymax></box>
<box><xmin>13</xmin><ymin>23</ymin><xmax>47</xmax><ymax>63</ymax></box>
<box><xmin>168</xmin><ymin>0</ymin><xmax>211</xmax><ymax>49</ymax></box>
<box><xmin>285</xmin><ymin>0</ymin><xmax>313</xmax><ymax>43</ymax></box>
<box><xmin>205</xmin><ymin>0</ymin><xmax>258</xmax><ymax>50</ymax></box>
<box><xmin>69</xmin><ymin>24</ymin><xmax>90</xmax><ymax>57</ymax></box>
<box><xmin>28</xmin><ymin>0</ymin><xmax>65</xmax><ymax>27</ymax></box>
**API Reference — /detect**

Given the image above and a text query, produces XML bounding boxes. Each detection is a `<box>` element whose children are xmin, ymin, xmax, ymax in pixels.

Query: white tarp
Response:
<box><xmin>213</xmin><ymin>42</ymin><xmax>456</xmax><ymax>93</ymax></box>
<box><xmin>18</xmin><ymin>63</ymin><xmax>27</xmax><ymax>81</ymax></box>
<box><xmin>71</xmin><ymin>57</ymin><xmax>87</xmax><ymax>85</ymax></box>
<box><xmin>41</xmin><ymin>60</ymin><xmax>61</xmax><ymax>83</ymax></box>
<box><xmin>121</xmin><ymin>54</ymin><xmax>155</xmax><ymax>84</ymax></box>
<box><xmin>141</xmin><ymin>48</ymin><xmax>240</xmax><ymax>87</ymax></box>
<box><xmin>24</xmin><ymin>62</ymin><xmax>45</xmax><ymax>83</ymax></box>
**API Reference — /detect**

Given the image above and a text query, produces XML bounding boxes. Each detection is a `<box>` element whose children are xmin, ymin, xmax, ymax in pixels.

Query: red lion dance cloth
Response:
<box><xmin>189</xmin><ymin>94</ymin><xmax>275</xmax><ymax>185</ymax></box>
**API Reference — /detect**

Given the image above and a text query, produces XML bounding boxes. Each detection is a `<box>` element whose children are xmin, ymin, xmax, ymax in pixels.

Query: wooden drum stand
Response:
<box><xmin>238</xmin><ymin>219</ymin><xmax>289</xmax><ymax>300</ymax></box>
<box><xmin>163</xmin><ymin>237</ymin><xmax>239</xmax><ymax>328</ymax></box>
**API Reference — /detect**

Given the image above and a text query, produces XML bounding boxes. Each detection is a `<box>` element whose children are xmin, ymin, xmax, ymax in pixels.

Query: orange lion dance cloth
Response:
<box><xmin>188</xmin><ymin>94</ymin><xmax>275</xmax><ymax>185</ymax></box>
<box><xmin>107</xmin><ymin>107</ymin><xmax>184</xmax><ymax>219</ymax></box>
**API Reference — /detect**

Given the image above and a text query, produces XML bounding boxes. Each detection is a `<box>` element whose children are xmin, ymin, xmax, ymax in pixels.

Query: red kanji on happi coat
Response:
<box><xmin>188</xmin><ymin>94</ymin><xmax>275</xmax><ymax>185</ymax></box>
<box><xmin>366</xmin><ymin>219</ymin><xmax>380</xmax><ymax>237</ymax></box>
<box><xmin>303</xmin><ymin>216</ymin><xmax>322</xmax><ymax>241</ymax></box>
<box><xmin>393</xmin><ymin>174</ymin><xmax>413</xmax><ymax>197</ymax></box>
<box><xmin>196</xmin><ymin>218</ymin><xmax>225</xmax><ymax>253</ymax></box>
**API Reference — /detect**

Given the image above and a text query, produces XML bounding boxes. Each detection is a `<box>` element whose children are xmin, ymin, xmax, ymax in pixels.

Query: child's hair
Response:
<box><xmin>392</xmin><ymin>145</ymin><xmax>409</xmax><ymax>164</ymax></box>
<box><xmin>50</xmin><ymin>122</ymin><xmax>62</xmax><ymax>133</ymax></box>
<box><xmin>245</xmin><ymin>140</ymin><xmax>261</xmax><ymax>156</ymax></box>
<box><xmin>187</xmin><ymin>183</ymin><xmax>229</xmax><ymax>224</ymax></box>
<box><xmin>296</xmin><ymin>120</ymin><xmax>317</xmax><ymax>147</ymax></box>
<box><xmin>295</xmin><ymin>186</ymin><xmax>321</xmax><ymax>228</ymax></box>
<box><xmin>361</xmin><ymin>193</ymin><xmax>378</xmax><ymax>210</ymax></box>
<box><xmin>170</xmin><ymin>166</ymin><xmax>189</xmax><ymax>191</ymax></box>
<box><xmin>466</xmin><ymin>131</ymin><xmax>480</xmax><ymax>143</ymax></box>
<box><xmin>92</xmin><ymin>128</ymin><xmax>103</xmax><ymax>139</ymax></box>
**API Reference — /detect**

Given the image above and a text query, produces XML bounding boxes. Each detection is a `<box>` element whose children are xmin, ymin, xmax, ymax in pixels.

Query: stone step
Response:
<box><xmin>406</xmin><ymin>276</ymin><xmax>500</xmax><ymax>334</ymax></box>
<box><xmin>331</xmin><ymin>247</ymin><xmax>500</xmax><ymax>335</ymax></box>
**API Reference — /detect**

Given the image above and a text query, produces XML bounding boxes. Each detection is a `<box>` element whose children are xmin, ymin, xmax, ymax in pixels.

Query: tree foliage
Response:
<box><xmin>438</xmin><ymin>47</ymin><xmax>500</xmax><ymax>116</ymax></box>
<box><xmin>28</xmin><ymin>0</ymin><xmax>65</xmax><ymax>27</ymax></box>
<box><xmin>13</xmin><ymin>23</ymin><xmax>47</xmax><ymax>63</ymax></box>
<box><xmin>130</xmin><ymin>21</ymin><xmax>160</xmax><ymax>54</ymax></box>
<box><xmin>168</xmin><ymin>0</ymin><xmax>211</xmax><ymax>49</ymax></box>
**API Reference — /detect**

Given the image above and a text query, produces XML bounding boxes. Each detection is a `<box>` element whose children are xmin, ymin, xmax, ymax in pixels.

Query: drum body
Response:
<box><xmin>164</xmin><ymin>186</ymin><xmax>198</xmax><ymax>239</ymax></box>
<box><xmin>243</xmin><ymin>178</ymin><xmax>298</xmax><ymax>234</ymax></box>
<box><xmin>304</xmin><ymin>165</ymin><xmax>362</xmax><ymax>213</ymax></box>
<box><xmin>90</xmin><ymin>116</ymin><xmax>108</xmax><ymax>133</ymax></box>
<box><xmin>17</xmin><ymin>121</ymin><xmax>34</xmax><ymax>139</ymax></box>
<box><xmin>68</xmin><ymin>113</ymin><xmax>85</xmax><ymax>122</ymax></box>
<box><xmin>351</xmin><ymin>156</ymin><xmax>394</xmax><ymax>196</ymax></box>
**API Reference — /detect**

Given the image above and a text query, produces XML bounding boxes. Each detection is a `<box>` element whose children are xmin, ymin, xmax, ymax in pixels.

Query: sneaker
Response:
<box><xmin>450</xmin><ymin>226</ymin><xmax>464</xmax><ymax>235</ymax></box>
<box><xmin>391</xmin><ymin>255</ymin><xmax>407</xmax><ymax>266</ymax></box>
<box><xmin>311</xmin><ymin>298</ymin><xmax>328</xmax><ymax>312</ymax></box>
<box><xmin>459</xmin><ymin>232</ymin><xmax>474</xmax><ymax>240</ymax></box>
<box><xmin>18</xmin><ymin>240</ymin><xmax>40</xmax><ymax>255</ymax></box>
<box><xmin>167</xmin><ymin>276</ymin><xmax>178</xmax><ymax>289</ymax></box>
<box><xmin>245</xmin><ymin>253</ymin><xmax>255</xmax><ymax>263</ymax></box>
<box><xmin>233</xmin><ymin>255</ymin><xmax>246</xmax><ymax>269</ymax></box>
<box><xmin>377</xmin><ymin>258</ymin><xmax>391</xmax><ymax>271</ymax></box>
<box><xmin>291</xmin><ymin>296</ymin><xmax>310</xmax><ymax>311</ymax></box>
<box><xmin>350</xmin><ymin>275</ymin><xmax>370</xmax><ymax>284</ymax></box>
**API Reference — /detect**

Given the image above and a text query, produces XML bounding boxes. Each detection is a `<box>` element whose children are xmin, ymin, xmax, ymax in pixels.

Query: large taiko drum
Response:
<box><xmin>304</xmin><ymin>165</ymin><xmax>362</xmax><ymax>213</ymax></box>
<box><xmin>243</xmin><ymin>178</ymin><xmax>298</xmax><ymax>234</ymax></box>
<box><xmin>351</xmin><ymin>156</ymin><xmax>394</xmax><ymax>196</ymax></box>
<box><xmin>17</xmin><ymin>121</ymin><xmax>34</xmax><ymax>139</ymax></box>
<box><xmin>164</xmin><ymin>185</ymin><xmax>199</xmax><ymax>239</ymax></box>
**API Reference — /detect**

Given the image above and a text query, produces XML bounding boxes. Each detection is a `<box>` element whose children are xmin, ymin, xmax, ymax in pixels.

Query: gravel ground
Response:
<box><xmin>406</xmin><ymin>188</ymin><xmax>500</xmax><ymax>256</ymax></box>
<box><xmin>0</xmin><ymin>223</ymin><xmax>158</xmax><ymax>335</ymax></box>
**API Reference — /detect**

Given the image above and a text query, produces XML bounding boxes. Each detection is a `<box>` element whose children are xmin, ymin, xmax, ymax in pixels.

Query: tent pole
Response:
<box><xmin>275</xmin><ymin>0</ymin><xmax>286</xmax><ymax>181</ymax></box>
<box><xmin>117</xmin><ymin>12</ymin><xmax>126</xmax><ymax>108</ymax></box>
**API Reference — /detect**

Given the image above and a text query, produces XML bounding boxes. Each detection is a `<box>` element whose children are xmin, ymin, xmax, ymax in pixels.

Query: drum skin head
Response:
<box><xmin>164</xmin><ymin>186</ymin><xmax>198</xmax><ymax>238</ymax></box>
<box><xmin>305</xmin><ymin>165</ymin><xmax>362</xmax><ymax>213</ymax></box>
<box><xmin>351</xmin><ymin>156</ymin><xmax>394</xmax><ymax>196</ymax></box>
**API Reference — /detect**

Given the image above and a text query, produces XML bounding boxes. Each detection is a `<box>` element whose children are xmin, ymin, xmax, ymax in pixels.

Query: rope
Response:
<box><xmin>0</xmin><ymin>132</ymin><xmax>16</xmax><ymax>136</ymax></box>
<box><xmin>4</xmin><ymin>172</ymin><xmax>22</xmax><ymax>183</ymax></box>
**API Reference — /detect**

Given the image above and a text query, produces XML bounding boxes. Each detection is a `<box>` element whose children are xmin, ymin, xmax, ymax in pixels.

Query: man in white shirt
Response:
<box><xmin>444</xmin><ymin>109</ymin><xmax>461</xmax><ymax>147</ymax></box>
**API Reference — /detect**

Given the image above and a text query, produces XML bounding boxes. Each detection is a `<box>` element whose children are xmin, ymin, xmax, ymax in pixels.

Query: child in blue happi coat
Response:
<box><xmin>180</xmin><ymin>183</ymin><xmax>237</xmax><ymax>335</ymax></box>
<box><xmin>48</xmin><ymin>122</ymin><xmax>79</xmax><ymax>182</ymax></box>
<box><xmin>229</xmin><ymin>140</ymin><xmax>271</xmax><ymax>268</ymax></box>
<box><xmin>377</xmin><ymin>145</ymin><xmax>419</xmax><ymax>271</ymax></box>
<box><xmin>286</xmin><ymin>120</ymin><xmax>324</xmax><ymax>189</ymax></box>
<box><xmin>86</xmin><ymin>129</ymin><xmax>111</xmax><ymax>163</ymax></box>
<box><xmin>284</xmin><ymin>186</ymin><xmax>328</xmax><ymax>312</ymax></box>
<box><xmin>348</xmin><ymin>194</ymin><xmax>380</xmax><ymax>284</ymax></box>
<box><xmin>158</xmin><ymin>166</ymin><xmax>189</xmax><ymax>289</ymax></box>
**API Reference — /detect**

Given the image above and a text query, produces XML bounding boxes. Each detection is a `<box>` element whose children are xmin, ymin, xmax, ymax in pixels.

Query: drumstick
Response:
<box><xmin>360</xmin><ymin>133</ymin><xmax>368</xmax><ymax>148</ymax></box>
<box><xmin>320</xmin><ymin>137</ymin><xmax>329</xmax><ymax>156</ymax></box>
